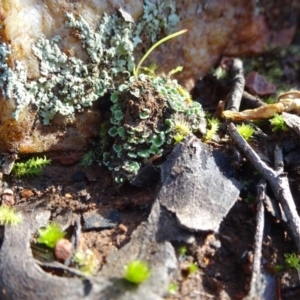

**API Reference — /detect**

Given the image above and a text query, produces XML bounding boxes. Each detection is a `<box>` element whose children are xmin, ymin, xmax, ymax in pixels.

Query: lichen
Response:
<box><xmin>0</xmin><ymin>1</ymin><xmax>180</xmax><ymax>125</ymax></box>
<box><xmin>103</xmin><ymin>75</ymin><xmax>206</xmax><ymax>184</ymax></box>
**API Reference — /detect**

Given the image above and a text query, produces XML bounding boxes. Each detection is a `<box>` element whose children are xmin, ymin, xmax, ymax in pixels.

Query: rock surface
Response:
<box><xmin>158</xmin><ymin>135</ymin><xmax>242</xmax><ymax>232</ymax></box>
<box><xmin>0</xmin><ymin>0</ymin><xmax>298</xmax><ymax>154</ymax></box>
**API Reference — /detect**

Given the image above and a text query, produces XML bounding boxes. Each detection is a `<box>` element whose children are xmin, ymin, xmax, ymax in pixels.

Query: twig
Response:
<box><xmin>242</xmin><ymin>91</ymin><xmax>266</xmax><ymax>109</ymax></box>
<box><xmin>225</xmin><ymin>58</ymin><xmax>245</xmax><ymax>112</ymax></box>
<box><xmin>244</xmin><ymin>180</ymin><xmax>266</xmax><ymax>300</ymax></box>
<box><xmin>35</xmin><ymin>259</ymin><xmax>88</xmax><ymax>278</ymax></box>
<box><xmin>228</xmin><ymin>123</ymin><xmax>300</xmax><ymax>252</ymax></box>
<box><xmin>274</xmin><ymin>143</ymin><xmax>284</xmax><ymax>173</ymax></box>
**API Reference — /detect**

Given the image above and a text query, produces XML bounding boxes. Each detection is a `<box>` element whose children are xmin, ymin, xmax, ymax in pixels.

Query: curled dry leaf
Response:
<box><xmin>222</xmin><ymin>91</ymin><xmax>300</xmax><ymax>121</ymax></box>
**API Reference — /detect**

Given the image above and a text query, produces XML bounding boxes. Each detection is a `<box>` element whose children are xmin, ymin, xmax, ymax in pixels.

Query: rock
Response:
<box><xmin>1</xmin><ymin>188</ymin><xmax>15</xmax><ymax>206</ymax></box>
<box><xmin>117</xmin><ymin>224</ymin><xmax>128</xmax><ymax>234</ymax></box>
<box><xmin>83</xmin><ymin>210</ymin><xmax>120</xmax><ymax>230</ymax></box>
<box><xmin>157</xmin><ymin>136</ymin><xmax>242</xmax><ymax>232</ymax></box>
<box><xmin>71</xmin><ymin>171</ymin><xmax>88</xmax><ymax>182</ymax></box>
<box><xmin>54</xmin><ymin>239</ymin><xmax>73</xmax><ymax>263</ymax></box>
<box><xmin>20</xmin><ymin>189</ymin><xmax>35</xmax><ymax>199</ymax></box>
<box><xmin>245</xmin><ymin>71</ymin><xmax>276</xmax><ymax>96</ymax></box>
<box><xmin>0</xmin><ymin>0</ymin><xmax>298</xmax><ymax>154</ymax></box>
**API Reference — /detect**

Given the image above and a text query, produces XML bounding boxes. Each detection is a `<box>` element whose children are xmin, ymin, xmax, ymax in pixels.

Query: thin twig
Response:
<box><xmin>274</xmin><ymin>143</ymin><xmax>284</xmax><ymax>174</ymax></box>
<box><xmin>35</xmin><ymin>259</ymin><xmax>88</xmax><ymax>278</ymax></box>
<box><xmin>225</xmin><ymin>58</ymin><xmax>245</xmax><ymax>112</ymax></box>
<box><xmin>242</xmin><ymin>91</ymin><xmax>266</xmax><ymax>109</ymax></box>
<box><xmin>228</xmin><ymin>123</ymin><xmax>300</xmax><ymax>252</ymax></box>
<box><xmin>244</xmin><ymin>180</ymin><xmax>266</xmax><ymax>300</ymax></box>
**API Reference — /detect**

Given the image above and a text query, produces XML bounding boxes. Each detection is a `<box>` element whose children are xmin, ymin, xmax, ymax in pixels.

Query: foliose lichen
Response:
<box><xmin>0</xmin><ymin>1</ymin><xmax>180</xmax><ymax>124</ymax></box>
<box><xmin>103</xmin><ymin>74</ymin><xmax>206</xmax><ymax>184</ymax></box>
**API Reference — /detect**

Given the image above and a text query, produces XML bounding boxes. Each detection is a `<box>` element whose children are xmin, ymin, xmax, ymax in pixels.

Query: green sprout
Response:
<box><xmin>133</xmin><ymin>29</ymin><xmax>188</xmax><ymax>79</ymax></box>
<box><xmin>170</xmin><ymin>118</ymin><xmax>192</xmax><ymax>144</ymax></box>
<box><xmin>168</xmin><ymin>66</ymin><xmax>183</xmax><ymax>77</ymax></box>
<box><xmin>274</xmin><ymin>264</ymin><xmax>284</xmax><ymax>272</ymax></box>
<box><xmin>236</xmin><ymin>123</ymin><xmax>255</xmax><ymax>141</ymax></box>
<box><xmin>269</xmin><ymin>114</ymin><xmax>288</xmax><ymax>132</ymax></box>
<box><xmin>204</xmin><ymin>117</ymin><xmax>220</xmax><ymax>142</ymax></box>
<box><xmin>124</xmin><ymin>260</ymin><xmax>151</xmax><ymax>284</ymax></box>
<box><xmin>140</xmin><ymin>63</ymin><xmax>158</xmax><ymax>78</ymax></box>
<box><xmin>284</xmin><ymin>253</ymin><xmax>300</xmax><ymax>271</ymax></box>
<box><xmin>0</xmin><ymin>206</ymin><xmax>22</xmax><ymax>226</ymax></box>
<box><xmin>168</xmin><ymin>282</ymin><xmax>179</xmax><ymax>295</ymax></box>
<box><xmin>37</xmin><ymin>222</ymin><xmax>66</xmax><ymax>248</ymax></box>
<box><xmin>187</xmin><ymin>262</ymin><xmax>199</xmax><ymax>275</ymax></box>
<box><xmin>12</xmin><ymin>156</ymin><xmax>51</xmax><ymax>177</ymax></box>
<box><xmin>80</xmin><ymin>150</ymin><xmax>96</xmax><ymax>167</ymax></box>
<box><xmin>178</xmin><ymin>245</ymin><xmax>188</xmax><ymax>256</ymax></box>
<box><xmin>74</xmin><ymin>249</ymin><xmax>99</xmax><ymax>275</ymax></box>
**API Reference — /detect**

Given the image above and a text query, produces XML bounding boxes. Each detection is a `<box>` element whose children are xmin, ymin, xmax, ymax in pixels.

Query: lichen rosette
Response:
<box><xmin>103</xmin><ymin>75</ymin><xmax>206</xmax><ymax>183</ymax></box>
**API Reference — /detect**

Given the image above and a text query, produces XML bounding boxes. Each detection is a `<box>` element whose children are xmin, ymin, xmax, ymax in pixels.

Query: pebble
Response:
<box><xmin>117</xmin><ymin>224</ymin><xmax>128</xmax><ymax>234</ymax></box>
<box><xmin>20</xmin><ymin>189</ymin><xmax>35</xmax><ymax>199</ymax></box>
<box><xmin>54</xmin><ymin>239</ymin><xmax>72</xmax><ymax>263</ymax></box>
<box><xmin>1</xmin><ymin>188</ymin><xmax>15</xmax><ymax>206</ymax></box>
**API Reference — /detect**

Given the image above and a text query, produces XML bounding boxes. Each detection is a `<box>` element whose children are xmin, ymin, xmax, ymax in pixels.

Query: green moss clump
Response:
<box><xmin>103</xmin><ymin>75</ymin><xmax>206</xmax><ymax>183</ymax></box>
<box><xmin>12</xmin><ymin>156</ymin><xmax>51</xmax><ymax>177</ymax></box>
<box><xmin>124</xmin><ymin>260</ymin><xmax>151</xmax><ymax>284</ymax></box>
<box><xmin>0</xmin><ymin>206</ymin><xmax>22</xmax><ymax>226</ymax></box>
<box><xmin>37</xmin><ymin>222</ymin><xmax>66</xmax><ymax>248</ymax></box>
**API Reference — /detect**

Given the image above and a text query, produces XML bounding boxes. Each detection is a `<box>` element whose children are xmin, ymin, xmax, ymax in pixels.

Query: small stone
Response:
<box><xmin>71</xmin><ymin>171</ymin><xmax>87</xmax><ymax>182</ymax></box>
<box><xmin>83</xmin><ymin>210</ymin><xmax>120</xmax><ymax>230</ymax></box>
<box><xmin>245</xmin><ymin>71</ymin><xmax>276</xmax><ymax>96</ymax></box>
<box><xmin>54</xmin><ymin>239</ymin><xmax>72</xmax><ymax>263</ymax></box>
<box><xmin>64</xmin><ymin>193</ymin><xmax>72</xmax><ymax>199</ymax></box>
<box><xmin>20</xmin><ymin>189</ymin><xmax>35</xmax><ymax>199</ymax></box>
<box><xmin>1</xmin><ymin>188</ymin><xmax>14</xmax><ymax>206</ymax></box>
<box><xmin>118</xmin><ymin>223</ymin><xmax>128</xmax><ymax>233</ymax></box>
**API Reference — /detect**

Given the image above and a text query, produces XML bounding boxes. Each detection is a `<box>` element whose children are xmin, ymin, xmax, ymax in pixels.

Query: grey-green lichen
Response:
<box><xmin>0</xmin><ymin>1</ymin><xmax>180</xmax><ymax>125</ymax></box>
<box><xmin>103</xmin><ymin>75</ymin><xmax>206</xmax><ymax>184</ymax></box>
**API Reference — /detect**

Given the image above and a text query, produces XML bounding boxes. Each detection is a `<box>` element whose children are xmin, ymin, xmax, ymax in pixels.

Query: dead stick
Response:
<box><xmin>244</xmin><ymin>180</ymin><xmax>266</xmax><ymax>300</ymax></box>
<box><xmin>225</xmin><ymin>58</ymin><xmax>245</xmax><ymax>112</ymax></box>
<box><xmin>274</xmin><ymin>143</ymin><xmax>284</xmax><ymax>173</ymax></box>
<box><xmin>228</xmin><ymin>123</ymin><xmax>300</xmax><ymax>252</ymax></box>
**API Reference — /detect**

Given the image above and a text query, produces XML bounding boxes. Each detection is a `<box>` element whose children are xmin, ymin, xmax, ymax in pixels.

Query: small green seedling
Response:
<box><xmin>178</xmin><ymin>245</ymin><xmax>188</xmax><ymax>257</ymax></box>
<box><xmin>0</xmin><ymin>206</ymin><xmax>22</xmax><ymax>226</ymax></box>
<box><xmin>236</xmin><ymin>123</ymin><xmax>255</xmax><ymax>141</ymax></box>
<box><xmin>13</xmin><ymin>156</ymin><xmax>51</xmax><ymax>177</ymax></box>
<box><xmin>274</xmin><ymin>264</ymin><xmax>284</xmax><ymax>272</ymax></box>
<box><xmin>133</xmin><ymin>29</ymin><xmax>188</xmax><ymax>79</ymax></box>
<box><xmin>269</xmin><ymin>114</ymin><xmax>288</xmax><ymax>132</ymax></box>
<box><xmin>124</xmin><ymin>260</ymin><xmax>151</xmax><ymax>284</ymax></box>
<box><xmin>204</xmin><ymin>117</ymin><xmax>220</xmax><ymax>142</ymax></box>
<box><xmin>74</xmin><ymin>249</ymin><xmax>99</xmax><ymax>275</ymax></box>
<box><xmin>168</xmin><ymin>66</ymin><xmax>183</xmax><ymax>77</ymax></box>
<box><xmin>187</xmin><ymin>262</ymin><xmax>199</xmax><ymax>275</ymax></box>
<box><xmin>284</xmin><ymin>252</ymin><xmax>300</xmax><ymax>270</ymax></box>
<box><xmin>80</xmin><ymin>150</ymin><xmax>95</xmax><ymax>167</ymax></box>
<box><xmin>168</xmin><ymin>282</ymin><xmax>179</xmax><ymax>295</ymax></box>
<box><xmin>37</xmin><ymin>222</ymin><xmax>66</xmax><ymax>248</ymax></box>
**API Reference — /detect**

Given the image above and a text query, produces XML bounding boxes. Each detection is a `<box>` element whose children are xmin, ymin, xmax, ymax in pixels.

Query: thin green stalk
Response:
<box><xmin>133</xmin><ymin>29</ymin><xmax>188</xmax><ymax>80</ymax></box>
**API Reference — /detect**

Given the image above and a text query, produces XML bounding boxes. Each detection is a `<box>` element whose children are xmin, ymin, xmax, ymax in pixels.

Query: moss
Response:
<box><xmin>12</xmin><ymin>156</ymin><xmax>51</xmax><ymax>177</ymax></box>
<box><xmin>0</xmin><ymin>206</ymin><xmax>22</xmax><ymax>226</ymax></box>
<box><xmin>124</xmin><ymin>260</ymin><xmax>151</xmax><ymax>284</ymax></box>
<box><xmin>103</xmin><ymin>75</ymin><xmax>206</xmax><ymax>183</ymax></box>
<box><xmin>37</xmin><ymin>222</ymin><xmax>66</xmax><ymax>248</ymax></box>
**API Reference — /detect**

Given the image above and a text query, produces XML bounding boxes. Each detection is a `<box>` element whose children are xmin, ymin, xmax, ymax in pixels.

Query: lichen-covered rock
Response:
<box><xmin>0</xmin><ymin>0</ymin><xmax>297</xmax><ymax>154</ymax></box>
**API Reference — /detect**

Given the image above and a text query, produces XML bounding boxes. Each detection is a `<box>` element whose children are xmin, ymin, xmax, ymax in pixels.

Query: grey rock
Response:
<box><xmin>83</xmin><ymin>210</ymin><xmax>120</xmax><ymax>230</ymax></box>
<box><xmin>158</xmin><ymin>136</ymin><xmax>242</xmax><ymax>232</ymax></box>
